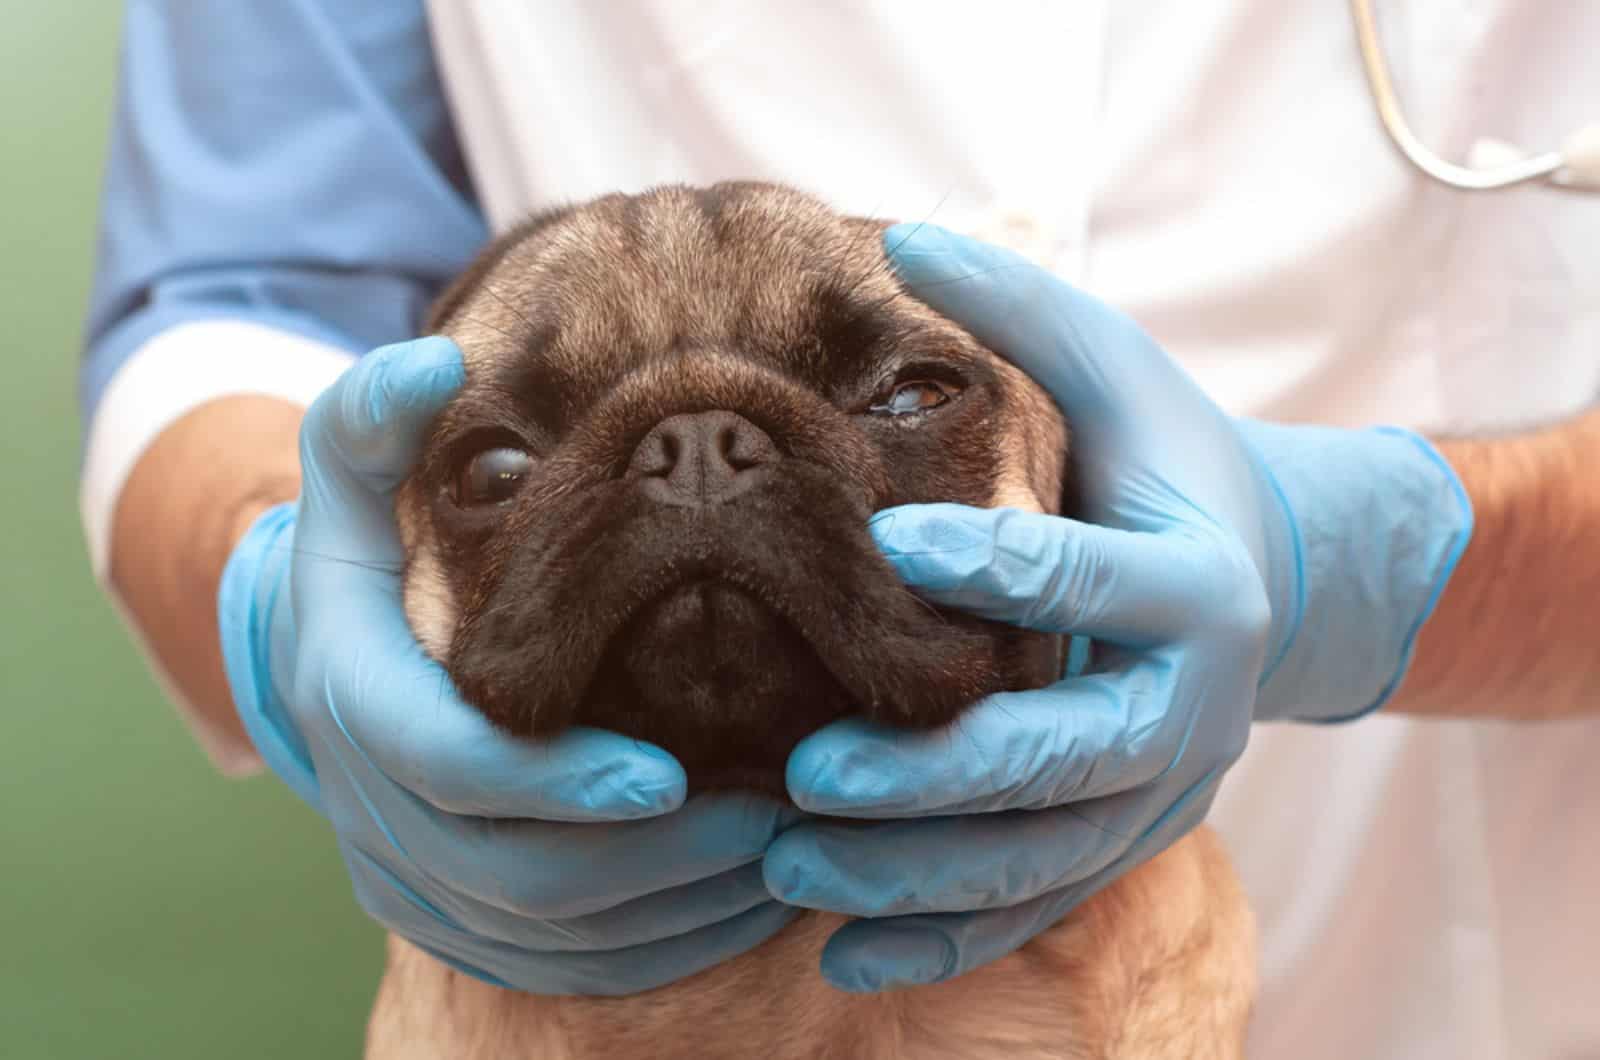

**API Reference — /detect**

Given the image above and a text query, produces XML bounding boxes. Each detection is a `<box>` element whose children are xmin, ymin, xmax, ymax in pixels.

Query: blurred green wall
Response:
<box><xmin>0</xmin><ymin>5</ymin><xmax>382</xmax><ymax>1056</ymax></box>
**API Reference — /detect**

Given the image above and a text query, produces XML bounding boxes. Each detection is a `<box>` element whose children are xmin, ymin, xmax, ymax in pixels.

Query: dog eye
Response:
<box><xmin>869</xmin><ymin>379</ymin><xmax>957</xmax><ymax>417</ymax></box>
<box><xmin>457</xmin><ymin>447</ymin><xmax>533</xmax><ymax>507</ymax></box>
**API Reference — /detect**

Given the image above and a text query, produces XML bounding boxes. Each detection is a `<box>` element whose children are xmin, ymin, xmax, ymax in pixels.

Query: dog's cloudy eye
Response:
<box><xmin>458</xmin><ymin>447</ymin><xmax>533</xmax><ymax>506</ymax></box>
<box><xmin>870</xmin><ymin>379</ymin><xmax>957</xmax><ymax>417</ymax></box>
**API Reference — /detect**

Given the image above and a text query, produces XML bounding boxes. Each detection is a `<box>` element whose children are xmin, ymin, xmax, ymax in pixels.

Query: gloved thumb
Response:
<box><xmin>300</xmin><ymin>336</ymin><xmax>465</xmax><ymax>497</ymax></box>
<box><xmin>883</xmin><ymin>224</ymin><xmax>1212</xmax><ymax>449</ymax></box>
<box><xmin>295</xmin><ymin>337</ymin><xmax>464</xmax><ymax>551</ymax></box>
<box><xmin>884</xmin><ymin>223</ymin><xmax>1083</xmax><ymax>402</ymax></box>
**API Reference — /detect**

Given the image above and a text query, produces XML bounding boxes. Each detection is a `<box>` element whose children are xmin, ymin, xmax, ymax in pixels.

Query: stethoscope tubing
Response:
<box><xmin>1348</xmin><ymin>0</ymin><xmax>1596</xmax><ymax>192</ymax></box>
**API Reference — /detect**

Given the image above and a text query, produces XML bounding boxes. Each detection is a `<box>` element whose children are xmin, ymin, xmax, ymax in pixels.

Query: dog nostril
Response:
<box><xmin>626</xmin><ymin>411</ymin><xmax>777</xmax><ymax>503</ymax></box>
<box><xmin>718</xmin><ymin>426</ymin><xmax>761</xmax><ymax>471</ymax></box>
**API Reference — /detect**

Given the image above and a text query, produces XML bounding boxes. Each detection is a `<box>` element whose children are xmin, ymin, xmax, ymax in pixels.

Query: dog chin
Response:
<box><xmin>578</xmin><ymin>576</ymin><xmax>868</xmax><ymax>796</ymax></box>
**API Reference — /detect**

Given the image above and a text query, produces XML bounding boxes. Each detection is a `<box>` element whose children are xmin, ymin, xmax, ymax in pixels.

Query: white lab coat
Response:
<box><xmin>424</xmin><ymin>4</ymin><xmax>1600</xmax><ymax>1056</ymax></box>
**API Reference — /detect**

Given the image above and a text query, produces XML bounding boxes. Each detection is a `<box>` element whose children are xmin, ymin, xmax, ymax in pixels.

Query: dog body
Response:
<box><xmin>372</xmin><ymin>836</ymin><xmax>1251</xmax><ymax>1060</ymax></box>
<box><xmin>379</xmin><ymin>183</ymin><xmax>1254</xmax><ymax>1058</ymax></box>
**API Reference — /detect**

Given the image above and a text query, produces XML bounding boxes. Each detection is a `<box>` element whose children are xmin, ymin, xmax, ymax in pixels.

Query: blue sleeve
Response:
<box><xmin>81</xmin><ymin>0</ymin><xmax>487</xmax><ymax>428</ymax></box>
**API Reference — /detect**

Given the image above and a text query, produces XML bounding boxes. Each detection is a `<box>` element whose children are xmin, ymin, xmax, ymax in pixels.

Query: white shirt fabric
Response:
<box><xmin>423</xmin><ymin>3</ymin><xmax>1600</xmax><ymax>1057</ymax></box>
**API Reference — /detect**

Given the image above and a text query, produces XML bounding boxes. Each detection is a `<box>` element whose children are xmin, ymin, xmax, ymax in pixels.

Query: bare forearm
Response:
<box><xmin>1391</xmin><ymin>407</ymin><xmax>1600</xmax><ymax>718</ymax></box>
<box><xmin>108</xmin><ymin>397</ymin><xmax>305</xmax><ymax>748</ymax></box>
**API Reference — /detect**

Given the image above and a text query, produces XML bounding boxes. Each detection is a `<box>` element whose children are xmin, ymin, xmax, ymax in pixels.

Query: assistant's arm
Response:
<box><xmin>88</xmin><ymin>4</ymin><xmax>811</xmax><ymax>996</ymax></box>
<box><xmin>110</xmin><ymin>396</ymin><xmax>305</xmax><ymax>759</ymax></box>
<box><xmin>84</xmin><ymin>0</ymin><xmax>484</xmax><ymax>768</ymax></box>
<box><xmin>1396</xmin><ymin>408</ymin><xmax>1600</xmax><ymax>718</ymax></box>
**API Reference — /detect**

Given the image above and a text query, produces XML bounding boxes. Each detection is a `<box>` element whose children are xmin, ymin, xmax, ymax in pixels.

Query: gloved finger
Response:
<box><xmin>787</xmin><ymin>650</ymin><xmax>1193</xmax><ymax>816</ymax></box>
<box><xmin>400</xmin><ymin>893</ymin><xmax>802</xmax><ymax>997</ymax></box>
<box><xmin>869</xmin><ymin>503</ymin><xmax>1218</xmax><ymax>643</ymax></box>
<box><xmin>351</xmin><ymin>847</ymin><xmax>777</xmax><ymax>953</ymax></box>
<box><xmin>885</xmin><ymin>225</ymin><xmax>1266</xmax><ymax>530</ymax></box>
<box><xmin>306</xmin><ymin>335</ymin><xmax>464</xmax><ymax>493</ymax></box>
<box><xmin>328</xmin><ymin>766</ymin><xmax>797</xmax><ymax>918</ymax></box>
<box><xmin>296</xmin><ymin>336</ymin><xmax>465</xmax><ymax>559</ymax></box>
<box><xmin>300</xmin><ymin>589</ymin><xmax>687</xmax><ymax>821</ymax></box>
<box><xmin>883</xmin><ymin>223</ymin><xmax>1170</xmax><ymax>423</ymax></box>
<box><xmin>506</xmin><ymin>861</ymin><xmax>779</xmax><ymax>952</ymax></box>
<box><xmin>764</xmin><ymin>803</ymin><xmax>1129</xmax><ymax>917</ymax></box>
<box><xmin>433</xmin><ymin>792</ymin><xmax>796</xmax><ymax>919</ymax></box>
<box><xmin>814</xmin><ymin>776</ymin><xmax>1216</xmax><ymax>992</ymax></box>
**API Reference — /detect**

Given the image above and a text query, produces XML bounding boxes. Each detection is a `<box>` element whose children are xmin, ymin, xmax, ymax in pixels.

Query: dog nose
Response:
<box><xmin>626</xmin><ymin>411</ymin><xmax>778</xmax><ymax>506</ymax></box>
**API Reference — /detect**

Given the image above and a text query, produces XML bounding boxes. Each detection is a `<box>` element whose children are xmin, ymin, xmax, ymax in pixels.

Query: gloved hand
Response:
<box><xmin>765</xmin><ymin>224</ymin><xmax>1471</xmax><ymax>992</ymax></box>
<box><xmin>218</xmin><ymin>336</ymin><xmax>797</xmax><ymax>995</ymax></box>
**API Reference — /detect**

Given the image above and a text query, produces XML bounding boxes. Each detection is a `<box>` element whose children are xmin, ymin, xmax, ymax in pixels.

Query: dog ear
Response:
<box><xmin>425</xmin><ymin>205</ymin><xmax>578</xmax><ymax>333</ymax></box>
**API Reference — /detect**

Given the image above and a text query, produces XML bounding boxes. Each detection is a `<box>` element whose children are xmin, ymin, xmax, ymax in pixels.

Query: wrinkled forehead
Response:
<box><xmin>433</xmin><ymin>185</ymin><xmax>986</xmax><ymax>408</ymax></box>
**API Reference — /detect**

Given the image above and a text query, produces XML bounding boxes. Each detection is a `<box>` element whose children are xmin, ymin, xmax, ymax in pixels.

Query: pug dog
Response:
<box><xmin>370</xmin><ymin>183</ymin><xmax>1256</xmax><ymax>1059</ymax></box>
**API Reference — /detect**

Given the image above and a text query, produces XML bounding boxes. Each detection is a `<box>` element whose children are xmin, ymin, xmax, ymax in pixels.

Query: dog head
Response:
<box><xmin>397</xmin><ymin>182</ymin><xmax>1070</xmax><ymax>795</ymax></box>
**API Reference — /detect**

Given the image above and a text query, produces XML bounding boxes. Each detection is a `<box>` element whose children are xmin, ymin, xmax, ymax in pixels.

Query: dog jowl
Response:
<box><xmin>396</xmin><ymin>182</ymin><xmax>1071</xmax><ymax>795</ymax></box>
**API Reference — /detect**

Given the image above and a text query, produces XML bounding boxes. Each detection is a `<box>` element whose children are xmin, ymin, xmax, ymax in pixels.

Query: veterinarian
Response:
<box><xmin>81</xmin><ymin>5</ymin><xmax>1597</xmax><ymax>1057</ymax></box>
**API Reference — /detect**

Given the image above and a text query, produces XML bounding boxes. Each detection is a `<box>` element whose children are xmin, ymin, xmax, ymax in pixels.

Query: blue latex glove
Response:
<box><xmin>766</xmin><ymin>224</ymin><xmax>1471</xmax><ymax>992</ymax></box>
<box><xmin>218</xmin><ymin>337</ymin><xmax>797</xmax><ymax>995</ymax></box>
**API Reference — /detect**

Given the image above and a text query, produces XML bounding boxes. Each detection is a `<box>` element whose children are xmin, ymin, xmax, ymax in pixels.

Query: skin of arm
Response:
<box><xmin>110</xmin><ymin>396</ymin><xmax>304</xmax><ymax>750</ymax></box>
<box><xmin>107</xmin><ymin>399</ymin><xmax>1599</xmax><ymax>753</ymax></box>
<box><xmin>1393</xmin><ymin>406</ymin><xmax>1600</xmax><ymax>719</ymax></box>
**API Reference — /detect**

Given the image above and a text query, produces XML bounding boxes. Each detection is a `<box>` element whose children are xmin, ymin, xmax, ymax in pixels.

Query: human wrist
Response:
<box><xmin>1237</xmin><ymin>419</ymin><xmax>1473</xmax><ymax>722</ymax></box>
<box><xmin>1396</xmin><ymin>409</ymin><xmax>1600</xmax><ymax>716</ymax></box>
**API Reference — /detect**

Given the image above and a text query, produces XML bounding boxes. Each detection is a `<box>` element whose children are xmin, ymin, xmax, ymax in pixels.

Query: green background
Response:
<box><xmin>1</xmin><ymin>6</ymin><xmax>381</xmax><ymax>1057</ymax></box>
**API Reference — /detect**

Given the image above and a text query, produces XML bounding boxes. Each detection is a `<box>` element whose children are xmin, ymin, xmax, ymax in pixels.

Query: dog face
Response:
<box><xmin>397</xmin><ymin>183</ymin><xmax>1070</xmax><ymax>794</ymax></box>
